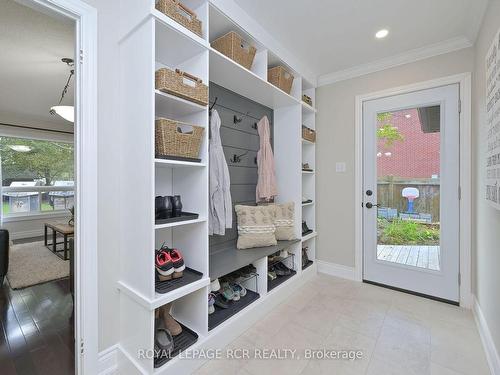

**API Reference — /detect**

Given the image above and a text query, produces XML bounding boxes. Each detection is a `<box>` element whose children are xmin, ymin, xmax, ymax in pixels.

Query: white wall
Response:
<box><xmin>472</xmin><ymin>0</ymin><xmax>500</xmax><ymax>360</ymax></box>
<box><xmin>316</xmin><ymin>47</ymin><xmax>475</xmax><ymax>267</ymax></box>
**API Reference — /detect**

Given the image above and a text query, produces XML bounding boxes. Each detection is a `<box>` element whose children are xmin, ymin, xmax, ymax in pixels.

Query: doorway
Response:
<box><xmin>362</xmin><ymin>84</ymin><xmax>460</xmax><ymax>303</ymax></box>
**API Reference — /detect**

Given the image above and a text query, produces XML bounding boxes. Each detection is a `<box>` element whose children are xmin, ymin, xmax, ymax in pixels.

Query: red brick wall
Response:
<box><xmin>377</xmin><ymin>108</ymin><xmax>440</xmax><ymax>178</ymax></box>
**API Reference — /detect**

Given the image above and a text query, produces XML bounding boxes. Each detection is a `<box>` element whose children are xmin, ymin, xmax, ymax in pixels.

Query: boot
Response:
<box><xmin>171</xmin><ymin>195</ymin><xmax>183</xmax><ymax>217</ymax></box>
<box><xmin>155</xmin><ymin>196</ymin><xmax>173</xmax><ymax>220</ymax></box>
<box><xmin>161</xmin><ymin>303</ymin><xmax>182</xmax><ymax>336</ymax></box>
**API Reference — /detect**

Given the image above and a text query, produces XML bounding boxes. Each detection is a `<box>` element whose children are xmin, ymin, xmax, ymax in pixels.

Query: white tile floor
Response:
<box><xmin>194</xmin><ymin>274</ymin><xmax>490</xmax><ymax>375</ymax></box>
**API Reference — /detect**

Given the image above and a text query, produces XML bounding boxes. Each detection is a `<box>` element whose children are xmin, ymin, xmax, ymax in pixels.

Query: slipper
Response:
<box><xmin>154</xmin><ymin>318</ymin><xmax>173</xmax><ymax>357</ymax></box>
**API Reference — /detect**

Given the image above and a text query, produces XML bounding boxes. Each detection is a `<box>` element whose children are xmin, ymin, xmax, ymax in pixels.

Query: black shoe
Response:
<box><xmin>171</xmin><ymin>195</ymin><xmax>183</xmax><ymax>217</ymax></box>
<box><xmin>302</xmin><ymin>221</ymin><xmax>313</xmax><ymax>236</ymax></box>
<box><xmin>302</xmin><ymin>247</ymin><xmax>309</xmax><ymax>268</ymax></box>
<box><xmin>155</xmin><ymin>196</ymin><xmax>173</xmax><ymax>220</ymax></box>
<box><xmin>274</xmin><ymin>262</ymin><xmax>292</xmax><ymax>276</ymax></box>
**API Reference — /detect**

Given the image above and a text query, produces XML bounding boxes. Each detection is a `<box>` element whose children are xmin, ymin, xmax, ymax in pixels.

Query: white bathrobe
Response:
<box><xmin>209</xmin><ymin>109</ymin><xmax>232</xmax><ymax>235</ymax></box>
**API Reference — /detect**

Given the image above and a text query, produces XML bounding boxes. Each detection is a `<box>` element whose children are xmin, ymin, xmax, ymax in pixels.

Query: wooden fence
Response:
<box><xmin>377</xmin><ymin>177</ymin><xmax>440</xmax><ymax>222</ymax></box>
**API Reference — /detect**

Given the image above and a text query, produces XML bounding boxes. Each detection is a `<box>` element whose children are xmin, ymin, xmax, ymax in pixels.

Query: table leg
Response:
<box><xmin>64</xmin><ymin>234</ymin><xmax>68</xmax><ymax>260</ymax></box>
<box><xmin>52</xmin><ymin>229</ymin><xmax>57</xmax><ymax>254</ymax></box>
<box><xmin>44</xmin><ymin>225</ymin><xmax>48</xmax><ymax>246</ymax></box>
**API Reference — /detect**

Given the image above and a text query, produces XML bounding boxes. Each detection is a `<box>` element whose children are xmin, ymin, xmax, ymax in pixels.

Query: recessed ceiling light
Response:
<box><xmin>405</xmin><ymin>114</ymin><xmax>411</xmax><ymax>118</ymax></box>
<box><xmin>375</xmin><ymin>29</ymin><xmax>389</xmax><ymax>39</ymax></box>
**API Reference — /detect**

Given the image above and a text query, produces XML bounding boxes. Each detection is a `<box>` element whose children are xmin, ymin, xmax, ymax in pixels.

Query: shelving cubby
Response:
<box><xmin>117</xmin><ymin>1</ymin><xmax>317</xmax><ymax>373</ymax></box>
<box><xmin>301</xmin><ymin>78</ymin><xmax>317</xmax><ymax>267</ymax></box>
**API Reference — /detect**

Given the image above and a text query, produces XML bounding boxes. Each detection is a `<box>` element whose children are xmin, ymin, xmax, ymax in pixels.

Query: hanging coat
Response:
<box><xmin>209</xmin><ymin>109</ymin><xmax>232</xmax><ymax>235</ymax></box>
<box><xmin>256</xmin><ymin>115</ymin><xmax>278</xmax><ymax>202</ymax></box>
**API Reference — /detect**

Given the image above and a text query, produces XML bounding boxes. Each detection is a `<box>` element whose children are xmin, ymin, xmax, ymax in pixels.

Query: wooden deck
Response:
<box><xmin>377</xmin><ymin>245</ymin><xmax>440</xmax><ymax>271</ymax></box>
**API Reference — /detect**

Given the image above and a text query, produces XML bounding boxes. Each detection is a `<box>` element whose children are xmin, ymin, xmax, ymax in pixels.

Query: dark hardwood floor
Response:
<box><xmin>0</xmin><ymin>276</ymin><xmax>75</xmax><ymax>374</ymax></box>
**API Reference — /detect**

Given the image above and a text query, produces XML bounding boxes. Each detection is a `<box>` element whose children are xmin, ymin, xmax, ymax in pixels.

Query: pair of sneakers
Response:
<box><xmin>155</xmin><ymin>245</ymin><xmax>185</xmax><ymax>281</ymax></box>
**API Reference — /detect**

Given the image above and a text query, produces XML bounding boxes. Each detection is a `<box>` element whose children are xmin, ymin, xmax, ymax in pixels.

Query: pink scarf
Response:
<box><xmin>256</xmin><ymin>116</ymin><xmax>278</xmax><ymax>202</ymax></box>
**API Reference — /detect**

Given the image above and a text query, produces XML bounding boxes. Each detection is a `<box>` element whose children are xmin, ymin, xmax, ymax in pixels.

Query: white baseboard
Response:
<box><xmin>316</xmin><ymin>260</ymin><xmax>357</xmax><ymax>281</ymax></box>
<box><xmin>473</xmin><ymin>295</ymin><xmax>500</xmax><ymax>375</ymax></box>
<box><xmin>98</xmin><ymin>344</ymin><xmax>119</xmax><ymax>375</ymax></box>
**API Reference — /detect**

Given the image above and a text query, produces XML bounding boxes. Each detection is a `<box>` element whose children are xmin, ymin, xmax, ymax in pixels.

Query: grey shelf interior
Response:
<box><xmin>209</xmin><ymin>239</ymin><xmax>300</xmax><ymax>280</ymax></box>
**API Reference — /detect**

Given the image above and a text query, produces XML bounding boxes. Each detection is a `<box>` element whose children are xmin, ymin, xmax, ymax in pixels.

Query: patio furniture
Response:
<box><xmin>44</xmin><ymin>222</ymin><xmax>74</xmax><ymax>260</ymax></box>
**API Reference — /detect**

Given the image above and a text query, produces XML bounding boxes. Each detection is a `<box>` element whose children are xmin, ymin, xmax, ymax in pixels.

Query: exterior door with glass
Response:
<box><xmin>362</xmin><ymin>84</ymin><xmax>460</xmax><ymax>303</ymax></box>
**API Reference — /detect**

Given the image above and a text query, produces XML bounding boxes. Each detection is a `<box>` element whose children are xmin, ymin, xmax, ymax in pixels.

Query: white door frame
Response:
<box><xmin>354</xmin><ymin>73</ymin><xmax>472</xmax><ymax>308</ymax></box>
<box><xmin>20</xmin><ymin>0</ymin><xmax>98</xmax><ymax>373</ymax></box>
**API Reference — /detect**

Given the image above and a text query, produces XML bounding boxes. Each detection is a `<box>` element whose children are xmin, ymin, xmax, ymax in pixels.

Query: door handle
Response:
<box><xmin>365</xmin><ymin>202</ymin><xmax>380</xmax><ymax>209</ymax></box>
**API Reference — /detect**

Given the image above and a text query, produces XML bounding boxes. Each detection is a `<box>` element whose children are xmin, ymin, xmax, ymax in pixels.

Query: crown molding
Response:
<box><xmin>317</xmin><ymin>36</ymin><xmax>473</xmax><ymax>86</ymax></box>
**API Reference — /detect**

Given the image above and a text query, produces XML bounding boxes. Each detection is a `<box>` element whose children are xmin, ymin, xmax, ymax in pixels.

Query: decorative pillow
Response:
<box><xmin>235</xmin><ymin>205</ymin><xmax>277</xmax><ymax>249</ymax></box>
<box><xmin>273</xmin><ymin>202</ymin><xmax>296</xmax><ymax>240</ymax></box>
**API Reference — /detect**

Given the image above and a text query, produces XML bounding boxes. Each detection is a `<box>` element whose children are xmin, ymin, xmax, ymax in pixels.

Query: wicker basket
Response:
<box><xmin>268</xmin><ymin>66</ymin><xmax>294</xmax><ymax>94</ymax></box>
<box><xmin>211</xmin><ymin>31</ymin><xmax>257</xmax><ymax>70</ymax></box>
<box><xmin>155</xmin><ymin>118</ymin><xmax>204</xmax><ymax>160</ymax></box>
<box><xmin>155</xmin><ymin>0</ymin><xmax>202</xmax><ymax>37</ymax></box>
<box><xmin>155</xmin><ymin>68</ymin><xmax>208</xmax><ymax>106</ymax></box>
<box><xmin>302</xmin><ymin>125</ymin><xmax>316</xmax><ymax>143</ymax></box>
<box><xmin>302</xmin><ymin>94</ymin><xmax>313</xmax><ymax>106</ymax></box>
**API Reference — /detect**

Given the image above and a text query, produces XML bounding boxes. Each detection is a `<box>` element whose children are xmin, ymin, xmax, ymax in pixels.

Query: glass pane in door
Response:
<box><xmin>376</xmin><ymin>106</ymin><xmax>441</xmax><ymax>271</ymax></box>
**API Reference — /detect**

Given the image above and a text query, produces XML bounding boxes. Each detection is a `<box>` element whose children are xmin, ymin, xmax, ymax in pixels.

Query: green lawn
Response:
<box><xmin>378</xmin><ymin>218</ymin><xmax>440</xmax><ymax>246</ymax></box>
<box><xmin>2</xmin><ymin>202</ymin><xmax>54</xmax><ymax>215</ymax></box>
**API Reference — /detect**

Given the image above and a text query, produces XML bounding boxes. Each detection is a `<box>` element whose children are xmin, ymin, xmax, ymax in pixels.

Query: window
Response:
<box><xmin>0</xmin><ymin>136</ymin><xmax>74</xmax><ymax>218</ymax></box>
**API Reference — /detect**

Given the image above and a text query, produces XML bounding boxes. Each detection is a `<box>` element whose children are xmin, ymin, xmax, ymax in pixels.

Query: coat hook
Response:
<box><xmin>254</xmin><ymin>157</ymin><xmax>257</xmax><ymax>165</ymax></box>
<box><xmin>252</xmin><ymin>122</ymin><xmax>258</xmax><ymax>130</ymax></box>
<box><xmin>233</xmin><ymin>115</ymin><xmax>243</xmax><ymax>124</ymax></box>
<box><xmin>230</xmin><ymin>151</ymin><xmax>249</xmax><ymax>163</ymax></box>
<box><xmin>209</xmin><ymin>97</ymin><xmax>218</xmax><ymax>112</ymax></box>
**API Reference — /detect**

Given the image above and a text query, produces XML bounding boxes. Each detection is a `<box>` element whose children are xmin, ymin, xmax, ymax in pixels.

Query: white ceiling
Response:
<box><xmin>234</xmin><ymin>0</ymin><xmax>489</xmax><ymax>82</ymax></box>
<box><xmin>0</xmin><ymin>0</ymin><xmax>75</xmax><ymax>132</ymax></box>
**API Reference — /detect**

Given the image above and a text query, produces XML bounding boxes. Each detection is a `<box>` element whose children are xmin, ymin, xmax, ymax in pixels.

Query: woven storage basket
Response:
<box><xmin>302</xmin><ymin>94</ymin><xmax>313</xmax><ymax>106</ymax></box>
<box><xmin>155</xmin><ymin>0</ymin><xmax>202</xmax><ymax>37</ymax></box>
<box><xmin>211</xmin><ymin>31</ymin><xmax>257</xmax><ymax>70</ymax></box>
<box><xmin>302</xmin><ymin>126</ymin><xmax>316</xmax><ymax>143</ymax></box>
<box><xmin>155</xmin><ymin>68</ymin><xmax>208</xmax><ymax>106</ymax></box>
<box><xmin>155</xmin><ymin>118</ymin><xmax>204</xmax><ymax>160</ymax></box>
<box><xmin>268</xmin><ymin>66</ymin><xmax>294</xmax><ymax>94</ymax></box>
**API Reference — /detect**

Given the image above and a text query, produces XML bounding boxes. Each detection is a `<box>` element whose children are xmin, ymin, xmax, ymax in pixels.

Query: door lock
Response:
<box><xmin>365</xmin><ymin>202</ymin><xmax>380</xmax><ymax>209</ymax></box>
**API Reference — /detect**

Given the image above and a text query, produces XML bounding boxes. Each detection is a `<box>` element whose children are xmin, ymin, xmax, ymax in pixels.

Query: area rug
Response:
<box><xmin>7</xmin><ymin>241</ymin><xmax>70</xmax><ymax>289</ymax></box>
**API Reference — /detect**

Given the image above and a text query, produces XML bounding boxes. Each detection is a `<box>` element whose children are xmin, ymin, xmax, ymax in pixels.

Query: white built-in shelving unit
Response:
<box><xmin>117</xmin><ymin>1</ymin><xmax>316</xmax><ymax>373</ymax></box>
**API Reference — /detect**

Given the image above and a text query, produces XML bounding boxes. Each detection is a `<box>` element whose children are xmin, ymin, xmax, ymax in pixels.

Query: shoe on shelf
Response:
<box><xmin>208</xmin><ymin>293</ymin><xmax>216</xmax><ymax>315</ymax></box>
<box><xmin>160</xmin><ymin>303</ymin><xmax>182</xmax><ymax>336</ymax></box>
<box><xmin>171</xmin><ymin>195</ymin><xmax>183</xmax><ymax>218</ymax></box>
<box><xmin>155</xmin><ymin>249</ymin><xmax>174</xmax><ymax>281</ymax></box>
<box><xmin>154</xmin><ymin>310</ymin><xmax>174</xmax><ymax>357</ymax></box>
<box><xmin>210</xmin><ymin>279</ymin><xmax>221</xmax><ymax>292</ymax></box>
<box><xmin>155</xmin><ymin>196</ymin><xmax>173</xmax><ymax>220</ymax></box>
<box><xmin>267</xmin><ymin>270</ymin><xmax>277</xmax><ymax>281</ymax></box>
<box><xmin>302</xmin><ymin>247</ymin><xmax>310</xmax><ymax>268</ymax></box>
<box><xmin>230</xmin><ymin>282</ymin><xmax>247</xmax><ymax>298</ymax></box>
<box><xmin>302</xmin><ymin>221</ymin><xmax>313</xmax><ymax>236</ymax></box>
<box><xmin>279</xmin><ymin>250</ymin><xmax>290</xmax><ymax>259</ymax></box>
<box><xmin>167</xmin><ymin>248</ymin><xmax>185</xmax><ymax>278</ymax></box>
<box><xmin>221</xmin><ymin>281</ymin><xmax>236</xmax><ymax>301</ymax></box>
<box><xmin>214</xmin><ymin>293</ymin><xmax>229</xmax><ymax>309</ymax></box>
<box><xmin>274</xmin><ymin>262</ymin><xmax>292</xmax><ymax>276</ymax></box>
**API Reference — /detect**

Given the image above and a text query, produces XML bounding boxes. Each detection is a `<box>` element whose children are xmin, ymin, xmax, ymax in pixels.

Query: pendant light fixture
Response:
<box><xmin>50</xmin><ymin>58</ymin><xmax>75</xmax><ymax>123</ymax></box>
